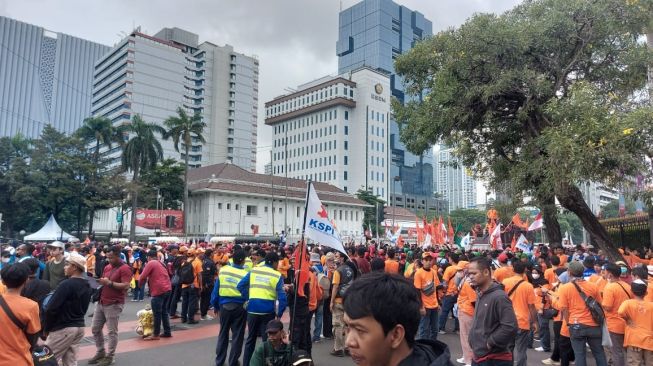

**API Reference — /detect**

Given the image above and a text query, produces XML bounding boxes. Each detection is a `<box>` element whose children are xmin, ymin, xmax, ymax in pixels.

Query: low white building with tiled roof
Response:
<box><xmin>186</xmin><ymin>162</ymin><xmax>370</xmax><ymax>241</ymax></box>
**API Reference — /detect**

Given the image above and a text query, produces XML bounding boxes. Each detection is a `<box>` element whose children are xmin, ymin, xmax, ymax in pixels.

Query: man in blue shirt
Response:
<box><xmin>211</xmin><ymin>249</ymin><xmax>248</xmax><ymax>366</ymax></box>
<box><xmin>238</xmin><ymin>251</ymin><xmax>288</xmax><ymax>366</ymax></box>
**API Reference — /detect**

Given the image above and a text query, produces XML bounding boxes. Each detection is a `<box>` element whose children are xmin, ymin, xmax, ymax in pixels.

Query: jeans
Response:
<box><xmin>551</xmin><ymin>321</ymin><xmax>562</xmax><ymax>362</ymax></box>
<box><xmin>215</xmin><ymin>303</ymin><xmax>247</xmax><ymax>366</ymax></box>
<box><xmin>538</xmin><ymin>314</ymin><xmax>551</xmax><ymax>351</ymax></box>
<box><xmin>91</xmin><ymin>303</ymin><xmax>124</xmax><ymax>357</ymax></box>
<box><xmin>133</xmin><ymin>281</ymin><xmax>145</xmax><ymax>301</ymax></box>
<box><xmin>242</xmin><ymin>312</ymin><xmax>275</xmax><ymax>366</ymax></box>
<box><xmin>181</xmin><ymin>286</ymin><xmax>199</xmax><ymax>322</ymax></box>
<box><xmin>569</xmin><ymin>324</ymin><xmax>608</xmax><ymax>366</ymax></box>
<box><xmin>168</xmin><ymin>284</ymin><xmax>182</xmax><ymax>315</ymax></box>
<box><xmin>312</xmin><ymin>301</ymin><xmax>324</xmax><ymax>341</ymax></box>
<box><xmin>609</xmin><ymin>332</ymin><xmax>625</xmax><ymax>366</ymax></box>
<box><xmin>438</xmin><ymin>294</ymin><xmax>459</xmax><ymax>332</ymax></box>
<box><xmin>514</xmin><ymin>329</ymin><xmax>530</xmax><ymax>366</ymax></box>
<box><xmin>151</xmin><ymin>291</ymin><xmax>171</xmax><ymax>336</ymax></box>
<box><xmin>418</xmin><ymin>308</ymin><xmax>440</xmax><ymax>341</ymax></box>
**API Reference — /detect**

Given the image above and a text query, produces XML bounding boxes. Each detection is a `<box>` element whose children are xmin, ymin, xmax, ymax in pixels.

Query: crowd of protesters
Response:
<box><xmin>1</xmin><ymin>237</ymin><xmax>653</xmax><ymax>366</ymax></box>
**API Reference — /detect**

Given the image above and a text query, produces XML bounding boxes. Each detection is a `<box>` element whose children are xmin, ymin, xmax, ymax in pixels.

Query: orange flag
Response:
<box><xmin>447</xmin><ymin>217</ymin><xmax>454</xmax><ymax>243</ymax></box>
<box><xmin>432</xmin><ymin>218</ymin><xmax>440</xmax><ymax>244</ymax></box>
<box><xmin>397</xmin><ymin>234</ymin><xmax>405</xmax><ymax>249</ymax></box>
<box><xmin>292</xmin><ymin>240</ymin><xmax>311</xmax><ymax>297</ymax></box>
<box><xmin>511</xmin><ymin>234</ymin><xmax>517</xmax><ymax>252</ymax></box>
<box><xmin>438</xmin><ymin>216</ymin><xmax>445</xmax><ymax>244</ymax></box>
<box><xmin>415</xmin><ymin>218</ymin><xmax>424</xmax><ymax>243</ymax></box>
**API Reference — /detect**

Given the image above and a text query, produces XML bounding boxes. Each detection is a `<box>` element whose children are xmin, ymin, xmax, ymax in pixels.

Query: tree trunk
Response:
<box><xmin>649</xmin><ymin>206</ymin><xmax>653</xmax><ymax>250</ymax></box>
<box><xmin>129</xmin><ymin>165</ymin><xmax>140</xmax><ymax>243</ymax></box>
<box><xmin>184</xmin><ymin>142</ymin><xmax>189</xmax><ymax>238</ymax></box>
<box><xmin>539</xmin><ymin>195</ymin><xmax>562</xmax><ymax>248</ymax></box>
<box><xmin>556</xmin><ymin>183</ymin><xmax>625</xmax><ymax>263</ymax></box>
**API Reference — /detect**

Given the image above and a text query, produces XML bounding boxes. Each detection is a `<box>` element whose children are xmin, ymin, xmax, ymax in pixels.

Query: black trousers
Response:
<box><xmin>242</xmin><ymin>312</ymin><xmax>275</xmax><ymax>366</ymax></box>
<box><xmin>200</xmin><ymin>285</ymin><xmax>213</xmax><ymax>317</ymax></box>
<box><xmin>291</xmin><ymin>306</ymin><xmax>311</xmax><ymax>356</ymax></box>
<box><xmin>215</xmin><ymin>303</ymin><xmax>246</xmax><ymax>366</ymax></box>
<box><xmin>181</xmin><ymin>286</ymin><xmax>199</xmax><ymax>322</ymax></box>
<box><xmin>560</xmin><ymin>334</ymin><xmax>576</xmax><ymax>366</ymax></box>
<box><xmin>167</xmin><ymin>284</ymin><xmax>182</xmax><ymax>315</ymax></box>
<box><xmin>322</xmin><ymin>299</ymin><xmax>333</xmax><ymax>338</ymax></box>
<box><xmin>551</xmin><ymin>321</ymin><xmax>562</xmax><ymax>362</ymax></box>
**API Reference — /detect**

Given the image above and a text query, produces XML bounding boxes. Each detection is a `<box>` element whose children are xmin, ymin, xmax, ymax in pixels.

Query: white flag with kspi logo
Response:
<box><xmin>303</xmin><ymin>182</ymin><xmax>346</xmax><ymax>255</ymax></box>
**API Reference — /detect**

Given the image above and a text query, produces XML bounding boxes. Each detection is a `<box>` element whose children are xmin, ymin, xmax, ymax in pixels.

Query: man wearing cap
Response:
<box><xmin>180</xmin><ymin>248</ymin><xmax>203</xmax><ymax>325</ymax></box>
<box><xmin>43</xmin><ymin>240</ymin><xmax>67</xmax><ymax>289</ymax></box>
<box><xmin>43</xmin><ymin>252</ymin><xmax>93</xmax><ymax>366</ymax></box>
<box><xmin>414</xmin><ymin>251</ymin><xmax>441</xmax><ymax>341</ymax></box>
<box><xmin>249</xmin><ymin>319</ymin><xmax>291</xmax><ymax>366</ymax></box>
<box><xmin>168</xmin><ymin>245</ymin><xmax>187</xmax><ymax>318</ymax></box>
<box><xmin>212</xmin><ymin>249</ymin><xmax>248</xmax><ymax>366</ymax></box>
<box><xmin>558</xmin><ymin>261</ymin><xmax>607</xmax><ymax>366</ymax></box>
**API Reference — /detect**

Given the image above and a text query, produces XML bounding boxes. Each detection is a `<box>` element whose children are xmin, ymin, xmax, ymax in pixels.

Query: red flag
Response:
<box><xmin>432</xmin><ymin>218</ymin><xmax>440</xmax><ymax>244</ymax></box>
<box><xmin>293</xmin><ymin>241</ymin><xmax>311</xmax><ymax>297</ymax></box>
<box><xmin>511</xmin><ymin>234</ymin><xmax>517</xmax><ymax>252</ymax></box>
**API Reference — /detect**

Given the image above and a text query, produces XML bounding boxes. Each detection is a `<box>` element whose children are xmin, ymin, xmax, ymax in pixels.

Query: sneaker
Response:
<box><xmin>438</xmin><ymin>330</ymin><xmax>446</xmax><ymax>335</ymax></box>
<box><xmin>87</xmin><ymin>352</ymin><xmax>106</xmax><ymax>365</ymax></box>
<box><xmin>201</xmin><ymin>315</ymin><xmax>214</xmax><ymax>321</ymax></box>
<box><xmin>541</xmin><ymin>358</ymin><xmax>561</xmax><ymax>365</ymax></box>
<box><xmin>534</xmin><ymin>347</ymin><xmax>545</xmax><ymax>352</ymax></box>
<box><xmin>97</xmin><ymin>356</ymin><xmax>115</xmax><ymax>366</ymax></box>
<box><xmin>456</xmin><ymin>357</ymin><xmax>466</xmax><ymax>364</ymax></box>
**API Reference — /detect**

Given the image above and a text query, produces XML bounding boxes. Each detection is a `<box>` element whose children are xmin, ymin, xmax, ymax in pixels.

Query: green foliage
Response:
<box><xmin>355</xmin><ymin>189</ymin><xmax>385</xmax><ymax>235</ymax></box>
<box><xmin>557</xmin><ymin>212</ymin><xmax>584</xmax><ymax>244</ymax></box>
<box><xmin>601</xmin><ymin>198</ymin><xmax>649</xmax><ymax>219</ymax></box>
<box><xmin>118</xmin><ymin>115</ymin><xmax>166</xmax><ymax>176</ymax></box>
<box><xmin>140</xmin><ymin>159</ymin><xmax>185</xmax><ymax>210</ymax></box>
<box><xmin>448</xmin><ymin>209</ymin><xmax>487</xmax><ymax>234</ymax></box>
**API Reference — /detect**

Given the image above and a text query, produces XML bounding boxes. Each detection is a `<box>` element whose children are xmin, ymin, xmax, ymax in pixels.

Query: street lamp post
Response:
<box><xmin>391</xmin><ymin>175</ymin><xmax>401</xmax><ymax>230</ymax></box>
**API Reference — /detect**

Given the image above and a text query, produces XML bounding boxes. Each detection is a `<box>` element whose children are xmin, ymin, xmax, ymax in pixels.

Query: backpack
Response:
<box><xmin>336</xmin><ymin>265</ymin><xmax>354</xmax><ymax>298</ymax></box>
<box><xmin>201</xmin><ymin>259</ymin><xmax>216</xmax><ymax>285</ymax></box>
<box><xmin>178</xmin><ymin>262</ymin><xmax>195</xmax><ymax>285</ymax></box>
<box><xmin>572</xmin><ymin>281</ymin><xmax>605</xmax><ymax>325</ymax></box>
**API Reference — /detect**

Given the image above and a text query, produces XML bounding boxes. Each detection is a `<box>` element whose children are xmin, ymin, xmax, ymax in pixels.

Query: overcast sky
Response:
<box><xmin>1</xmin><ymin>0</ymin><xmax>521</xmax><ymax>180</ymax></box>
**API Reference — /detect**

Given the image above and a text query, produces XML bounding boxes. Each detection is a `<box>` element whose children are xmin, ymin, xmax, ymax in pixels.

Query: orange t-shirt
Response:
<box><xmin>558</xmin><ymin>280</ymin><xmax>602</xmax><ymax>327</ymax></box>
<box><xmin>602</xmin><ymin>281</ymin><xmax>633</xmax><ymax>334</ymax></box>
<box><xmin>647</xmin><ymin>279</ymin><xmax>653</xmax><ymax>303</ymax></box>
<box><xmin>443</xmin><ymin>265</ymin><xmax>459</xmax><ymax>296</ymax></box>
<box><xmin>493</xmin><ymin>266</ymin><xmax>514</xmax><ymax>283</ymax></box>
<box><xmin>457</xmin><ymin>280</ymin><xmax>477</xmax><ymax>316</ymax></box>
<box><xmin>503</xmin><ymin>275</ymin><xmax>536</xmax><ymax>330</ymax></box>
<box><xmin>0</xmin><ymin>293</ymin><xmax>41</xmax><ymax>366</ymax></box>
<box><xmin>414</xmin><ymin>268</ymin><xmax>440</xmax><ymax>309</ymax></box>
<box><xmin>332</xmin><ymin>270</ymin><xmax>342</xmax><ymax>304</ymax></box>
<box><xmin>384</xmin><ymin>260</ymin><xmax>399</xmax><ymax>274</ymax></box>
<box><xmin>558</xmin><ymin>255</ymin><xmax>568</xmax><ymax>267</ymax></box>
<box><xmin>308</xmin><ymin>272</ymin><xmax>322</xmax><ymax>311</ymax></box>
<box><xmin>544</xmin><ymin>267</ymin><xmax>558</xmax><ymax>286</ymax></box>
<box><xmin>0</xmin><ymin>282</ymin><xmax>6</xmax><ymax>295</ymax></box>
<box><xmin>588</xmin><ymin>275</ymin><xmax>607</xmax><ymax>294</ymax></box>
<box><xmin>534</xmin><ymin>283</ymin><xmax>552</xmax><ymax>311</ymax></box>
<box><xmin>618</xmin><ymin>299</ymin><xmax>653</xmax><ymax>350</ymax></box>
<box><xmin>277</xmin><ymin>258</ymin><xmax>290</xmax><ymax>278</ymax></box>
<box><xmin>181</xmin><ymin>257</ymin><xmax>203</xmax><ymax>289</ymax></box>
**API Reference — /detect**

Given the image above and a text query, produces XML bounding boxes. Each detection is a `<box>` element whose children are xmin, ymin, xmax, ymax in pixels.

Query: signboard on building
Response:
<box><xmin>135</xmin><ymin>209</ymin><xmax>184</xmax><ymax>234</ymax></box>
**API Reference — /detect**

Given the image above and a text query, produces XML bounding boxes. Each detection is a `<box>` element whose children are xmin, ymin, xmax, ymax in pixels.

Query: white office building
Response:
<box><xmin>265</xmin><ymin>67</ymin><xmax>391</xmax><ymax>201</ymax></box>
<box><xmin>0</xmin><ymin>16</ymin><xmax>109</xmax><ymax>138</ymax></box>
<box><xmin>434</xmin><ymin>147</ymin><xmax>477</xmax><ymax>211</ymax></box>
<box><xmin>92</xmin><ymin>27</ymin><xmax>258</xmax><ymax>170</ymax></box>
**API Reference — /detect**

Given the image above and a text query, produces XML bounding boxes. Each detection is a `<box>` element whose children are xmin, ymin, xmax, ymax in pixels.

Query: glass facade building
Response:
<box><xmin>337</xmin><ymin>0</ymin><xmax>433</xmax><ymax>201</ymax></box>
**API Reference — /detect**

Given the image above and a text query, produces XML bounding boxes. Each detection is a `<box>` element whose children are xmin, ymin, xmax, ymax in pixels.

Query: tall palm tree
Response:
<box><xmin>118</xmin><ymin>115</ymin><xmax>167</xmax><ymax>242</ymax></box>
<box><xmin>164</xmin><ymin>107</ymin><xmax>206</xmax><ymax>237</ymax></box>
<box><xmin>75</xmin><ymin>116</ymin><xmax>114</xmax><ymax>235</ymax></box>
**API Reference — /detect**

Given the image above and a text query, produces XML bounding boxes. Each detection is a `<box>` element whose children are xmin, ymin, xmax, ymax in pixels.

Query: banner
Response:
<box><xmin>135</xmin><ymin>209</ymin><xmax>183</xmax><ymax>234</ymax></box>
<box><xmin>303</xmin><ymin>182</ymin><xmax>346</xmax><ymax>254</ymax></box>
<box><xmin>516</xmin><ymin>234</ymin><xmax>531</xmax><ymax>253</ymax></box>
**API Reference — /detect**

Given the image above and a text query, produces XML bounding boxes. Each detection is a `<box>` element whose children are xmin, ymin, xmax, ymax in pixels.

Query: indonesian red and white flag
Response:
<box><xmin>491</xmin><ymin>223</ymin><xmax>502</xmax><ymax>249</ymax></box>
<box><xmin>528</xmin><ymin>213</ymin><xmax>543</xmax><ymax>231</ymax></box>
<box><xmin>303</xmin><ymin>182</ymin><xmax>346</xmax><ymax>255</ymax></box>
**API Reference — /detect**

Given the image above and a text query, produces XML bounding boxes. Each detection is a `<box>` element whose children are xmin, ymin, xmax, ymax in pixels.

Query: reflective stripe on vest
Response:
<box><xmin>249</xmin><ymin>266</ymin><xmax>280</xmax><ymax>301</ymax></box>
<box><xmin>218</xmin><ymin>265</ymin><xmax>248</xmax><ymax>298</ymax></box>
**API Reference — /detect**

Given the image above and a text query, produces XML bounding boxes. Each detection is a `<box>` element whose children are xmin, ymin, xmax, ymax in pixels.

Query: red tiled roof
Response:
<box><xmin>187</xmin><ymin>163</ymin><xmax>369</xmax><ymax>207</ymax></box>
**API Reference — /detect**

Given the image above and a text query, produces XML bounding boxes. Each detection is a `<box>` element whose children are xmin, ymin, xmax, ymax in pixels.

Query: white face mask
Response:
<box><xmin>532</xmin><ymin>273</ymin><xmax>540</xmax><ymax>279</ymax></box>
<box><xmin>1</xmin><ymin>258</ymin><xmax>9</xmax><ymax>263</ymax></box>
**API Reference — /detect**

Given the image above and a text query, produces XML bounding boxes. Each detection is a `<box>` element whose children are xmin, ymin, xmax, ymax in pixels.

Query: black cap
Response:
<box><xmin>265</xmin><ymin>251</ymin><xmax>279</xmax><ymax>264</ymax></box>
<box><xmin>266</xmin><ymin>319</ymin><xmax>283</xmax><ymax>333</ymax></box>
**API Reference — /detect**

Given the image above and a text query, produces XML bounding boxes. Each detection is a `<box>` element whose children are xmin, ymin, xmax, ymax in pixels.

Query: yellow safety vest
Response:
<box><xmin>229</xmin><ymin>257</ymin><xmax>253</xmax><ymax>272</ymax></box>
<box><xmin>249</xmin><ymin>266</ymin><xmax>280</xmax><ymax>301</ymax></box>
<box><xmin>218</xmin><ymin>265</ymin><xmax>248</xmax><ymax>298</ymax></box>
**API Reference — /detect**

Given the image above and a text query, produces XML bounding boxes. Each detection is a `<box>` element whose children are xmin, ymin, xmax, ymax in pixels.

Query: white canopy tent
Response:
<box><xmin>24</xmin><ymin>215</ymin><xmax>78</xmax><ymax>242</ymax></box>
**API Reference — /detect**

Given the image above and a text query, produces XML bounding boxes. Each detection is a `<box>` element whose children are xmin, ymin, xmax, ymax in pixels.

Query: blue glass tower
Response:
<box><xmin>337</xmin><ymin>0</ymin><xmax>434</xmax><ymax>203</ymax></box>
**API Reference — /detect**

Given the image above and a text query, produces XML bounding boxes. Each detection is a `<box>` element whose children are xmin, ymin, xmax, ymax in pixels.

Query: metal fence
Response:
<box><xmin>599</xmin><ymin>214</ymin><xmax>650</xmax><ymax>249</ymax></box>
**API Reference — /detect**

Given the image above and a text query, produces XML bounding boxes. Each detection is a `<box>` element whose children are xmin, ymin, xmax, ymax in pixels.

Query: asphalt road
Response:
<box><xmin>75</xmin><ymin>300</ymin><xmax>597</xmax><ymax>366</ymax></box>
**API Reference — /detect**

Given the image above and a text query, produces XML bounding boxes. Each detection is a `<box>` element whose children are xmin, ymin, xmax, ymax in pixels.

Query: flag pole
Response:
<box><xmin>289</xmin><ymin>179</ymin><xmax>312</xmax><ymax>360</ymax></box>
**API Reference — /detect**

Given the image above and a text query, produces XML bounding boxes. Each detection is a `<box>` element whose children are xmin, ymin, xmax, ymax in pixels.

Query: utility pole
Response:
<box><xmin>270</xmin><ymin>150</ymin><xmax>275</xmax><ymax>236</ymax></box>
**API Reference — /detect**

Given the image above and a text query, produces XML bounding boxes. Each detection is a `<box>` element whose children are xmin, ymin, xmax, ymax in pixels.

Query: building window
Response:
<box><xmin>344</xmin><ymin>156</ymin><xmax>348</xmax><ymax>165</ymax></box>
<box><xmin>246</xmin><ymin>205</ymin><xmax>257</xmax><ymax>216</ymax></box>
<box><xmin>226</xmin><ymin>203</ymin><xmax>231</xmax><ymax>210</ymax></box>
<box><xmin>344</xmin><ymin>126</ymin><xmax>348</xmax><ymax>135</ymax></box>
<box><xmin>235</xmin><ymin>204</ymin><xmax>239</xmax><ymax>211</ymax></box>
<box><xmin>279</xmin><ymin>207</ymin><xmax>283</xmax><ymax>213</ymax></box>
<box><xmin>218</xmin><ymin>203</ymin><xmax>222</xmax><ymax>209</ymax></box>
<box><xmin>297</xmin><ymin>207</ymin><xmax>301</xmax><ymax>217</ymax></box>
<box><xmin>344</xmin><ymin>141</ymin><xmax>348</xmax><ymax>150</ymax></box>
<box><xmin>264</xmin><ymin>206</ymin><xmax>268</xmax><ymax>213</ymax></box>
<box><xmin>344</xmin><ymin>171</ymin><xmax>348</xmax><ymax>180</ymax></box>
<box><xmin>344</xmin><ymin>111</ymin><xmax>349</xmax><ymax>120</ymax></box>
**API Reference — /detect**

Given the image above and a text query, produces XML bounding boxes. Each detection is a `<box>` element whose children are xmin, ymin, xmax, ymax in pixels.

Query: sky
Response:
<box><xmin>1</xmin><ymin>0</ymin><xmax>522</xmax><ymax>199</ymax></box>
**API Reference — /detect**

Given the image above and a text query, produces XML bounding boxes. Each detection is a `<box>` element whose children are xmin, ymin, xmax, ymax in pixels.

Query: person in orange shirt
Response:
<box><xmin>545</xmin><ymin>256</ymin><xmax>561</xmax><ymax>286</ymax></box>
<box><xmin>277</xmin><ymin>251</ymin><xmax>291</xmax><ymax>281</ymax></box>
<box><xmin>631</xmin><ymin>266</ymin><xmax>653</xmax><ymax>303</ymax></box>
<box><xmin>413</xmin><ymin>252</ymin><xmax>441</xmax><ymax>341</ymax></box>
<box><xmin>456</xmin><ymin>261</ymin><xmax>475</xmax><ymax>366</ymax></box>
<box><xmin>502</xmin><ymin>261</ymin><xmax>538</xmax><ymax>366</ymax></box>
<box><xmin>558</xmin><ymin>261</ymin><xmax>608</xmax><ymax>366</ymax></box>
<box><xmin>493</xmin><ymin>252</ymin><xmax>514</xmax><ymax>284</ymax></box>
<box><xmin>617</xmin><ymin>279</ymin><xmax>653</xmax><ymax>365</ymax></box>
<box><xmin>384</xmin><ymin>248</ymin><xmax>400</xmax><ymax>274</ymax></box>
<box><xmin>438</xmin><ymin>252</ymin><xmax>461</xmax><ymax>334</ymax></box>
<box><xmin>555</xmin><ymin>247</ymin><xmax>569</xmax><ymax>267</ymax></box>
<box><xmin>601</xmin><ymin>262</ymin><xmax>632</xmax><ymax>366</ymax></box>
<box><xmin>180</xmin><ymin>249</ymin><xmax>203</xmax><ymax>324</ymax></box>
<box><xmin>545</xmin><ymin>280</ymin><xmax>576</xmax><ymax>366</ymax></box>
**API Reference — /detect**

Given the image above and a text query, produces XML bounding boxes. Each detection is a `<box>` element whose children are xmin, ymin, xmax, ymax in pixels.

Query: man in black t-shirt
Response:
<box><xmin>44</xmin><ymin>252</ymin><xmax>92</xmax><ymax>366</ymax></box>
<box><xmin>20</xmin><ymin>258</ymin><xmax>51</xmax><ymax>307</ymax></box>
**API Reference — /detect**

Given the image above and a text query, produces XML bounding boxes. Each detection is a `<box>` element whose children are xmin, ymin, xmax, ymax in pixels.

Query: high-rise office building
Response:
<box><xmin>0</xmin><ymin>16</ymin><xmax>109</xmax><ymax>138</ymax></box>
<box><xmin>92</xmin><ymin>27</ymin><xmax>258</xmax><ymax>170</ymax></box>
<box><xmin>337</xmin><ymin>0</ymin><xmax>433</xmax><ymax>207</ymax></box>
<box><xmin>434</xmin><ymin>147</ymin><xmax>477</xmax><ymax>212</ymax></box>
<box><xmin>266</xmin><ymin>67</ymin><xmax>391</xmax><ymax>201</ymax></box>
